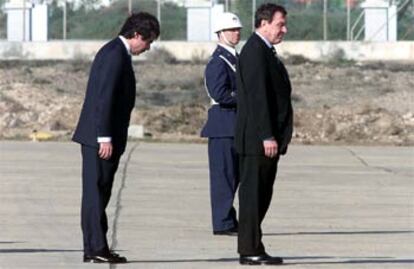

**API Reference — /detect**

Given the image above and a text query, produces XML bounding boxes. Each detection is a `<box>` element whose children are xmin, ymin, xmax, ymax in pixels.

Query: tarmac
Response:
<box><xmin>0</xmin><ymin>141</ymin><xmax>413</xmax><ymax>269</ymax></box>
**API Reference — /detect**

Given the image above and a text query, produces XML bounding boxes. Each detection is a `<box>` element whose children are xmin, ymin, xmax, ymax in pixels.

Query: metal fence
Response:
<box><xmin>0</xmin><ymin>0</ymin><xmax>413</xmax><ymax>41</ymax></box>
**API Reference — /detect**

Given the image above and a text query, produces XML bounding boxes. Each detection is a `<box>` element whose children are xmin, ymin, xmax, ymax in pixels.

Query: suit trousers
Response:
<box><xmin>208</xmin><ymin>138</ymin><xmax>239</xmax><ymax>231</ymax></box>
<box><xmin>81</xmin><ymin>145</ymin><xmax>120</xmax><ymax>256</ymax></box>
<box><xmin>237</xmin><ymin>154</ymin><xmax>279</xmax><ymax>255</ymax></box>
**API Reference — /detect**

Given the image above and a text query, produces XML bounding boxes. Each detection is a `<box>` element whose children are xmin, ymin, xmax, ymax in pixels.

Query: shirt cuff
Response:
<box><xmin>263</xmin><ymin>137</ymin><xmax>275</xmax><ymax>141</ymax></box>
<box><xmin>97</xmin><ymin>137</ymin><xmax>112</xmax><ymax>143</ymax></box>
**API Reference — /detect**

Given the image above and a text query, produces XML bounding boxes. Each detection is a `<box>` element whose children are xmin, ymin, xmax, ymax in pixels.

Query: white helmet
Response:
<box><xmin>213</xmin><ymin>12</ymin><xmax>243</xmax><ymax>33</ymax></box>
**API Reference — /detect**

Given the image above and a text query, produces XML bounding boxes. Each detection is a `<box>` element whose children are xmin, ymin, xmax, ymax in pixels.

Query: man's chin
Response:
<box><xmin>133</xmin><ymin>49</ymin><xmax>147</xmax><ymax>56</ymax></box>
<box><xmin>274</xmin><ymin>38</ymin><xmax>283</xmax><ymax>44</ymax></box>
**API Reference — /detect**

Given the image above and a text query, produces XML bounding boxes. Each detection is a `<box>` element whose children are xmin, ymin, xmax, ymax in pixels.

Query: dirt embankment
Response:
<box><xmin>0</xmin><ymin>58</ymin><xmax>413</xmax><ymax>145</ymax></box>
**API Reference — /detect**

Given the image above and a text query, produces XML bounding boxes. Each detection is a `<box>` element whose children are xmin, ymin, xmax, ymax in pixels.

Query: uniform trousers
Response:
<box><xmin>81</xmin><ymin>145</ymin><xmax>120</xmax><ymax>256</ymax></box>
<box><xmin>237</xmin><ymin>154</ymin><xmax>279</xmax><ymax>255</ymax></box>
<box><xmin>208</xmin><ymin>137</ymin><xmax>239</xmax><ymax>231</ymax></box>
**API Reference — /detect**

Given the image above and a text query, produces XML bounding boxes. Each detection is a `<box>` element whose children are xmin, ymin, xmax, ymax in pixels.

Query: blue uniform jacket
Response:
<box><xmin>201</xmin><ymin>45</ymin><xmax>237</xmax><ymax>138</ymax></box>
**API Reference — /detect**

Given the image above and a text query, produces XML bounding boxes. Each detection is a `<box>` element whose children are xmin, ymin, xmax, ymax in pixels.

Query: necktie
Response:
<box><xmin>270</xmin><ymin>46</ymin><xmax>277</xmax><ymax>57</ymax></box>
<box><xmin>271</xmin><ymin>48</ymin><xmax>289</xmax><ymax>83</ymax></box>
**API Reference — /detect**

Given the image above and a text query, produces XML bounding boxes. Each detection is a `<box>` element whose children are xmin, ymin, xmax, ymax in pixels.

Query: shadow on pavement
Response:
<box><xmin>0</xmin><ymin>249</ymin><xmax>81</xmax><ymax>253</ymax></box>
<box><xmin>126</xmin><ymin>257</ymin><xmax>238</xmax><ymax>263</ymax></box>
<box><xmin>126</xmin><ymin>257</ymin><xmax>413</xmax><ymax>265</ymax></box>
<box><xmin>265</xmin><ymin>230</ymin><xmax>414</xmax><ymax>236</ymax></box>
<box><xmin>290</xmin><ymin>259</ymin><xmax>414</xmax><ymax>265</ymax></box>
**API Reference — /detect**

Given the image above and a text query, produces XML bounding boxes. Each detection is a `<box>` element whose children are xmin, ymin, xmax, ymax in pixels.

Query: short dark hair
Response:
<box><xmin>119</xmin><ymin>12</ymin><xmax>160</xmax><ymax>40</ymax></box>
<box><xmin>254</xmin><ymin>3</ymin><xmax>287</xmax><ymax>28</ymax></box>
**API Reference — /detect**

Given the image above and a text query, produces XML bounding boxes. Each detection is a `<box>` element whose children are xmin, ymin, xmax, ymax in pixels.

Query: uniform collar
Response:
<box><xmin>118</xmin><ymin>35</ymin><xmax>131</xmax><ymax>56</ymax></box>
<box><xmin>254</xmin><ymin>31</ymin><xmax>272</xmax><ymax>49</ymax></box>
<box><xmin>218</xmin><ymin>43</ymin><xmax>237</xmax><ymax>57</ymax></box>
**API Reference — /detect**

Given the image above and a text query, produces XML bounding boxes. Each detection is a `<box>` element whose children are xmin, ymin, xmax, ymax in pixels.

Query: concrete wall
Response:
<box><xmin>0</xmin><ymin>40</ymin><xmax>413</xmax><ymax>61</ymax></box>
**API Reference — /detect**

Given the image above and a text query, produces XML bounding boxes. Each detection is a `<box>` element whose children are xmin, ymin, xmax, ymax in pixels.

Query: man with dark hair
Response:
<box><xmin>73</xmin><ymin>12</ymin><xmax>159</xmax><ymax>264</ymax></box>
<box><xmin>235</xmin><ymin>3</ymin><xmax>293</xmax><ymax>265</ymax></box>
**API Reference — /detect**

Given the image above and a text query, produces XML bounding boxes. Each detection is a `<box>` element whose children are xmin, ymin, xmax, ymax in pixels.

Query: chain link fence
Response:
<box><xmin>47</xmin><ymin>0</ymin><xmax>186</xmax><ymax>40</ymax></box>
<box><xmin>0</xmin><ymin>0</ymin><xmax>413</xmax><ymax>41</ymax></box>
<box><xmin>227</xmin><ymin>0</ymin><xmax>414</xmax><ymax>41</ymax></box>
<box><xmin>0</xmin><ymin>0</ymin><xmax>6</xmax><ymax>38</ymax></box>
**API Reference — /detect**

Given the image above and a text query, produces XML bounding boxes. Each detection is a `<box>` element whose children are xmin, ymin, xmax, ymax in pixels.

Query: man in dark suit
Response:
<box><xmin>235</xmin><ymin>3</ymin><xmax>293</xmax><ymax>265</ymax></box>
<box><xmin>201</xmin><ymin>12</ymin><xmax>242</xmax><ymax>236</ymax></box>
<box><xmin>72</xmin><ymin>13</ymin><xmax>159</xmax><ymax>264</ymax></box>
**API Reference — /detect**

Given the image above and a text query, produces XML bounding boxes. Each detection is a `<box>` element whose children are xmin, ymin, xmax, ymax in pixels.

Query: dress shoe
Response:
<box><xmin>109</xmin><ymin>251</ymin><xmax>123</xmax><ymax>257</ymax></box>
<box><xmin>213</xmin><ymin>227</ymin><xmax>238</xmax><ymax>236</ymax></box>
<box><xmin>239</xmin><ymin>253</ymin><xmax>283</xmax><ymax>265</ymax></box>
<box><xmin>83</xmin><ymin>252</ymin><xmax>127</xmax><ymax>263</ymax></box>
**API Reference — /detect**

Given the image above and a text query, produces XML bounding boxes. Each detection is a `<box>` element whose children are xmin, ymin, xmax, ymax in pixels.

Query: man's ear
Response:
<box><xmin>135</xmin><ymin>33</ymin><xmax>144</xmax><ymax>41</ymax></box>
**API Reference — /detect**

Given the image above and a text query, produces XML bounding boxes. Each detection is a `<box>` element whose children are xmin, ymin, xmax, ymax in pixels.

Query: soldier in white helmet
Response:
<box><xmin>200</xmin><ymin>12</ymin><xmax>242</xmax><ymax>236</ymax></box>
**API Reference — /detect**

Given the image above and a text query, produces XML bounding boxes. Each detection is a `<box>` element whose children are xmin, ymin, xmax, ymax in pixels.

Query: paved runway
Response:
<box><xmin>0</xmin><ymin>141</ymin><xmax>413</xmax><ymax>268</ymax></box>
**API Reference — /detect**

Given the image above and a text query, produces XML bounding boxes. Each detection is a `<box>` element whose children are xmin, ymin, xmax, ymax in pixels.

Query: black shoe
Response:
<box><xmin>83</xmin><ymin>253</ymin><xmax>127</xmax><ymax>263</ymax></box>
<box><xmin>213</xmin><ymin>227</ymin><xmax>238</xmax><ymax>236</ymax></box>
<box><xmin>239</xmin><ymin>253</ymin><xmax>283</xmax><ymax>265</ymax></box>
<box><xmin>109</xmin><ymin>251</ymin><xmax>123</xmax><ymax>258</ymax></box>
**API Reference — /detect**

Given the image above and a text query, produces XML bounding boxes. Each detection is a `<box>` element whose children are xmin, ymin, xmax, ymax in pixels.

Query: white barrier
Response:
<box><xmin>0</xmin><ymin>40</ymin><xmax>413</xmax><ymax>61</ymax></box>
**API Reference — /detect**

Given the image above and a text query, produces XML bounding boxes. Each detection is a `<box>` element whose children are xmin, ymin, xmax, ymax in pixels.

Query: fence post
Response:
<box><xmin>323</xmin><ymin>0</ymin><xmax>328</xmax><ymax>40</ymax></box>
<box><xmin>63</xmin><ymin>0</ymin><xmax>67</xmax><ymax>40</ymax></box>
<box><xmin>157</xmin><ymin>0</ymin><xmax>161</xmax><ymax>40</ymax></box>
<box><xmin>252</xmin><ymin>0</ymin><xmax>256</xmax><ymax>32</ymax></box>
<box><xmin>22</xmin><ymin>0</ymin><xmax>26</xmax><ymax>41</ymax></box>
<box><xmin>347</xmin><ymin>0</ymin><xmax>351</xmax><ymax>40</ymax></box>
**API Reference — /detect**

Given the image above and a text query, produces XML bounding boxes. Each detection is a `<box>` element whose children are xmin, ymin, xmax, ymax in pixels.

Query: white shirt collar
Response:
<box><xmin>218</xmin><ymin>43</ymin><xmax>237</xmax><ymax>57</ymax></box>
<box><xmin>254</xmin><ymin>31</ymin><xmax>272</xmax><ymax>49</ymax></box>
<box><xmin>118</xmin><ymin>35</ymin><xmax>131</xmax><ymax>56</ymax></box>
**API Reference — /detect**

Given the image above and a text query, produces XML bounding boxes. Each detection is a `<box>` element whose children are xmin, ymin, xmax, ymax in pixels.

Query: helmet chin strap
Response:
<box><xmin>219</xmin><ymin>32</ymin><xmax>235</xmax><ymax>48</ymax></box>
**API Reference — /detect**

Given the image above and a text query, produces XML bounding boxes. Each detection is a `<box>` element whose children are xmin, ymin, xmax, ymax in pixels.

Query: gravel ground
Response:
<box><xmin>0</xmin><ymin>58</ymin><xmax>413</xmax><ymax>145</ymax></box>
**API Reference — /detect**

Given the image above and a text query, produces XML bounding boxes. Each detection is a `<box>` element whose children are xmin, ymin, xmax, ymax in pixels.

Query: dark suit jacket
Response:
<box><xmin>201</xmin><ymin>45</ymin><xmax>237</xmax><ymax>138</ymax></box>
<box><xmin>235</xmin><ymin>33</ymin><xmax>293</xmax><ymax>155</ymax></box>
<box><xmin>72</xmin><ymin>37</ymin><xmax>136</xmax><ymax>155</ymax></box>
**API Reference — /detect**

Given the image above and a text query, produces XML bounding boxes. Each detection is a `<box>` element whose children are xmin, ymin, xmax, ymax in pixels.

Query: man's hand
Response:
<box><xmin>98</xmin><ymin>142</ymin><xmax>113</xmax><ymax>160</ymax></box>
<box><xmin>263</xmin><ymin>139</ymin><xmax>278</xmax><ymax>158</ymax></box>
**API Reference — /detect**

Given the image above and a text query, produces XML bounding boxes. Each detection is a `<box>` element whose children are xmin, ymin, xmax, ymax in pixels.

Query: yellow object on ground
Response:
<box><xmin>29</xmin><ymin>131</ymin><xmax>54</xmax><ymax>141</ymax></box>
